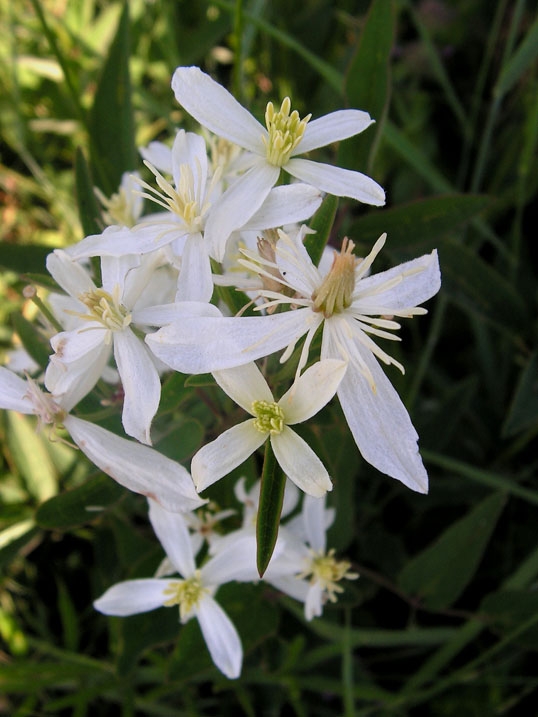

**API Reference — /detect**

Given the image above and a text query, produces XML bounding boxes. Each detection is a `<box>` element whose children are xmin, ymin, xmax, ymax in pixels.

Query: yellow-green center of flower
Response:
<box><xmin>96</xmin><ymin>186</ymin><xmax>136</xmax><ymax>227</ymax></box>
<box><xmin>252</xmin><ymin>400</ymin><xmax>285</xmax><ymax>434</ymax></box>
<box><xmin>162</xmin><ymin>571</ymin><xmax>207</xmax><ymax>621</ymax></box>
<box><xmin>263</xmin><ymin>98</ymin><xmax>311</xmax><ymax>167</ymax></box>
<box><xmin>77</xmin><ymin>287</ymin><xmax>131</xmax><ymax>332</ymax></box>
<box><xmin>312</xmin><ymin>238</ymin><xmax>357</xmax><ymax>318</ymax></box>
<box><xmin>306</xmin><ymin>549</ymin><xmax>359</xmax><ymax>603</ymax></box>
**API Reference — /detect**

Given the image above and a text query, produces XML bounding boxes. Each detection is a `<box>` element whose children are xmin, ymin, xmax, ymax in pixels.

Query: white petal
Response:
<box><xmin>146</xmin><ymin>308</ymin><xmax>314</xmax><ymax>374</ymax></box>
<box><xmin>298</xmin><ymin>109</ymin><xmax>374</xmax><ymax>155</ymax></box>
<box><xmin>202</xmin><ymin>534</ymin><xmax>259</xmax><ymax>585</ymax></box>
<box><xmin>171</xmin><ymin>66</ymin><xmax>265</xmax><ymax>154</ymax></box>
<box><xmin>355</xmin><ymin>250</ymin><xmax>441</xmax><ymax>311</ymax></box>
<box><xmin>175</xmin><ymin>234</ymin><xmax>213</xmax><ymax>303</ymax></box>
<box><xmin>0</xmin><ymin>367</ymin><xmax>33</xmax><ymax>413</ymax></box>
<box><xmin>134</xmin><ymin>300</ymin><xmax>221</xmax><ymax>327</ymax></box>
<box><xmin>196</xmin><ymin>595</ymin><xmax>243</xmax><ymax>679</ymax></box>
<box><xmin>171</xmin><ymin>130</ymin><xmax>208</xmax><ymax>191</ymax></box>
<box><xmin>45</xmin><ymin>335</ymin><xmax>110</xmax><ymax>411</ymax></box>
<box><xmin>100</xmin><ymin>254</ymin><xmax>141</xmax><ymax>296</ymax></box>
<box><xmin>271</xmin><ymin>427</ymin><xmax>332</xmax><ymax>497</ymax></box>
<box><xmin>46</xmin><ymin>250</ymin><xmax>96</xmax><ymax>297</ymax></box>
<box><xmin>287</xmin><ymin>158</ymin><xmax>386</xmax><ymax>206</ymax></box>
<box><xmin>140</xmin><ymin>141</ymin><xmax>172</xmax><ymax>174</ymax></box>
<box><xmin>305</xmin><ymin>582</ymin><xmax>324</xmax><ymax>620</ymax></box>
<box><xmin>302</xmin><ymin>495</ymin><xmax>327</xmax><ymax>552</ymax></box>
<box><xmin>205</xmin><ymin>161</ymin><xmax>280</xmax><ymax>261</ymax></box>
<box><xmin>148</xmin><ymin>500</ymin><xmax>196</xmax><ymax>577</ymax></box>
<box><xmin>274</xmin><ymin>227</ymin><xmax>323</xmax><ymax>297</ymax></box>
<box><xmin>64</xmin><ymin>415</ymin><xmax>205</xmax><ymax>511</ymax></box>
<box><xmin>279</xmin><ymin>359</ymin><xmax>346</xmax><ymax>424</ymax></box>
<box><xmin>94</xmin><ymin>579</ymin><xmax>168</xmax><ymax>615</ymax></box>
<box><xmin>241</xmin><ymin>184</ymin><xmax>322</xmax><ymax>231</ymax></box>
<box><xmin>65</xmin><ymin>226</ymin><xmax>141</xmax><ymax>260</ymax></box>
<box><xmin>213</xmin><ymin>362</ymin><xmax>273</xmax><ymax>414</ymax></box>
<box><xmin>191</xmin><ymin>421</ymin><xmax>266</xmax><ymax>492</ymax></box>
<box><xmin>267</xmin><ymin>575</ymin><xmax>310</xmax><ymax>603</ymax></box>
<box><xmin>335</xmin><ymin>342</ymin><xmax>428</xmax><ymax>493</ymax></box>
<box><xmin>113</xmin><ymin>329</ymin><xmax>161</xmax><ymax>444</ymax></box>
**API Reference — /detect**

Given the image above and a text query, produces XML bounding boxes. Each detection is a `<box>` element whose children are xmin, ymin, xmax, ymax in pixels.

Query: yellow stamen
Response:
<box><xmin>163</xmin><ymin>571</ymin><xmax>207</xmax><ymax>621</ymax></box>
<box><xmin>252</xmin><ymin>400</ymin><xmax>285</xmax><ymax>434</ymax></box>
<box><xmin>263</xmin><ymin>98</ymin><xmax>311</xmax><ymax>167</ymax></box>
<box><xmin>303</xmin><ymin>549</ymin><xmax>359</xmax><ymax>603</ymax></box>
<box><xmin>312</xmin><ymin>238</ymin><xmax>357</xmax><ymax>318</ymax></box>
<box><xmin>73</xmin><ymin>286</ymin><xmax>131</xmax><ymax>333</ymax></box>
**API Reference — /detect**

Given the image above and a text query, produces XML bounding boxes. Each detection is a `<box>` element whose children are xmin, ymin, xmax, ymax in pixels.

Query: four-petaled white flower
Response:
<box><xmin>191</xmin><ymin>359</ymin><xmax>347</xmax><ymax>497</ymax></box>
<box><xmin>171</xmin><ymin>66</ymin><xmax>385</xmax><ymax>260</ymax></box>
<box><xmin>148</xmin><ymin>229</ymin><xmax>441</xmax><ymax>493</ymax></box>
<box><xmin>94</xmin><ymin>500</ymin><xmax>253</xmax><ymax>679</ymax></box>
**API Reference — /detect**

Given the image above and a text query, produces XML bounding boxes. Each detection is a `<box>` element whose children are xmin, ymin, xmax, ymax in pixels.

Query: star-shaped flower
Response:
<box><xmin>191</xmin><ymin>359</ymin><xmax>347</xmax><ymax>497</ymax></box>
<box><xmin>171</xmin><ymin>66</ymin><xmax>385</xmax><ymax>259</ymax></box>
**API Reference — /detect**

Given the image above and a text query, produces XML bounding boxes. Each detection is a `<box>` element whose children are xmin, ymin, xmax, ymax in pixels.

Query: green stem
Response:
<box><xmin>231</xmin><ymin>0</ymin><xmax>244</xmax><ymax>101</ymax></box>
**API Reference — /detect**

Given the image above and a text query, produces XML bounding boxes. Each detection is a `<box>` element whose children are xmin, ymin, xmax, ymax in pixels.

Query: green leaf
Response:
<box><xmin>0</xmin><ymin>242</ymin><xmax>51</xmax><ymax>274</ymax></box>
<box><xmin>303</xmin><ymin>194</ymin><xmax>338</xmax><ymax>267</ymax></box>
<box><xmin>349</xmin><ymin>194</ymin><xmax>490</xmax><ymax>255</ymax></box>
<box><xmin>153</xmin><ymin>418</ymin><xmax>205</xmax><ymax>463</ymax></box>
<box><xmin>502</xmin><ymin>351</ymin><xmax>538</xmax><ymax>437</ymax></box>
<box><xmin>75</xmin><ymin>147</ymin><xmax>102</xmax><ymax>236</ymax></box>
<box><xmin>495</xmin><ymin>15</ymin><xmax>538</xmax><ymax>98</ymax></box>
<box><xmin>481</xmin><ymin>590</ymin><xmax>538</xmax><ymax>650</ymax></box>
<box><xmin>35</xmin><ymin>474</ymin><xmax>124</xmax><ymax>530</ymax></box>
<box><xmin>256</xmin><ymin>440</ymin><xmax>286</xmax><ymax>577</ymax></box>
<box><xmin>438</xmin><ymin>238</ymin><xmax>528</xmax><ymax>334</ymax></box>
<box><xmin>5</xmin><ymin>413</ymin><xmax>57</xmax><ymax>501</ymax></box>
<box><xmin>398</xmin><ymin>492</ymin><xmax>506</xmax><ymax>610</ymax></box>
<box><xmin>341</xmin><ymin>0</ymin><xmax>395</xmax><ymax>172</ymax></box>
<box><xmin>11</xmin><ymin>313</ymin><xmax>51</xmax><ymax>370</ymax></box>
<box><xmin>114</xmin><ymin>608</ymin><xmax>179</xmax><ymax>676</ymax></box>
<box><xmin>0</xmin><ymin>520</ymin><xmax>40</xmax><ymax>570</ymax></box>
<box><xmin>89</xmin><ymin>2</ymin><xmax>137</xmax><ymax>195</ymax></box>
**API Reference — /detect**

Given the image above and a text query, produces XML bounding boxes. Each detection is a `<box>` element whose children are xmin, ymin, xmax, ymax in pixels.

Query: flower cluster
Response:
<box><xmin>0</xmin><ymin>66</ymin><xmax>441</xmax><ymax>678</ymax></box>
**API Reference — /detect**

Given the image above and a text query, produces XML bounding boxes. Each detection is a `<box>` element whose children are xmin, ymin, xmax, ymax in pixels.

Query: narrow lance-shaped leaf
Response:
<box><xmin>303</xmin><ymin>194</ymin><xmax>338</xmax><ymax>268</ymax></box>
<box><xmin>340</xmin><ymin>0</ymin><xmax>395</xmax><ymax>173</ymax></box>
<box><xmin>75</xmin><ymin>147</ymin><xmax>102</xmax><ymax>237</ymax></box>
<box><xmin>398</xmin><ymin>492</ymin><xmax>506</xmax><ymax>610</ymax></box>
<box><xmin>257</xmin><ymin>440</ymin><xmax>286</xmax><ymax>577</ymax></box>
<box><xmin>89</xmin><ymin>1</ymin><xmax>137</xmax><ymax>195</ymax></box>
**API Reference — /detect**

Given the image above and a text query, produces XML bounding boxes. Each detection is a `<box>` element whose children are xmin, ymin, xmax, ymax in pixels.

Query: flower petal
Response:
<box><xmin>171</xmin><ymin>130</ymin><xmax>208</xmax><ymax>191</ymax></box>
<box><xmin>202</xmin><ymin>533</ymin><xmax>259</xmax><ymax>585</ymax></box>
<box><xmin>133</xmin><ymin>300</ymin><xmax>221</xmax><ymax>327</ymax></box>
<box><xmin>241</xmin><ymin>184</ymin><xmax>322</xmax><ymax>231</ymax></box>
<box><xmin>148</xmin><ymin>500</ymin><xmax>196</xmax><ymax>577</ymax></box>
<box><xmin>94</xmin><ymin>579</ymin><xmax>168</xmax><ymax>615</ymax></box>
<box><xmin>355</xmin><ymin>250</ymin><xmax>441</xmax><ymax>311</ymax></box>
<box><xmin>297</xmin><ymin>109</ymin><xmax>374</xmax><ymax>155</ymax></box>
<box><xmin>332</xmin><ymin>335</ymin><xmax>428</xmax><ymax>493</ymax></box>
<box><xmin>175</xmin><ymin>233</ymin><xmax>213</xmax><ymax>303</ymax></box>
<box><xmin>46</xmin><ymin>250</ymin><xmax>96</xmax><ymax>298</ymax></box>
<box><xmin>191</xmin><ymin>420</ymin><xmax>266</xmax><ymax>492</ymax></box>
<box><xmin>279</xmin><ymin>359</ymin><xmax>346</xmax><ymax>424</ymax></box>
<box><xmin>146</xmin><ymin>308</ymin><xmax>315</xmax><ymax>375</ymax></box>
<box><xmin>302</xmin><ymin>495</ymin><xmax>327</xmax><ymax>552</ymax></box>
<box><xmin>213</xmin><ymin>362</ymin><xmax>273</xmax><ymax>414</ymax></box>
<box><xmin>271</xmin><ymin>426</ymin><xmax>332</xmax><ymax>497</ymax></box>
<box><xmin>64</xmin><ymin>415</ymin><xmax>205</xmax><ymax>512</ymax></box>
<box><xmin>0</xmin><ymin>367</ymin><xmax>33</xmax><ymax>413</ymax></box>
<box><xmin>171</xmin><ymin>66</ymin><xmax>265</xmax><ymax>154</ymax></box>
<box><xmin>113</xmin><ymin>329</ymin><xmax>161</xmax><ymax>444</ymax></box>
<box><xmin>204</xmin><ymin>160</ymin><xmax>280</xmax><ymax>261</ymax></box>
<box><xmin>196</xmin><ymin>595</ymin><xmax>243</xmax><ymax>679</ymax></box>
<box><xmin>287</xmin><ymin>157</ymin><xmax>385</xmax><ymax>206</ymax></box>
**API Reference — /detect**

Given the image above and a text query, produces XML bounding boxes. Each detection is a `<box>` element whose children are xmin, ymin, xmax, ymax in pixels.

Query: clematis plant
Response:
<box><xmin>191</xmin><ymin>359</ymin><xmax>347</xmax><ymax>497</ymax></box>
<box><xmin>171</xmin><ymin>66</ymin><xmax>386</xmax><ymax>260</ymax></box>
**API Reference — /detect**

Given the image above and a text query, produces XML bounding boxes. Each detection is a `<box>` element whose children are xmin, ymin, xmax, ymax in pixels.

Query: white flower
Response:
<box><xmin>171</xmin><ymin>66</ymin><xmax>386</xmax><ymax>259</ymax></box>
<box><xmin>0</xmin><ymin>368</ymin><xmax>204</xmax><ymax>513</ymax></box>
<box><xmin>191</xmin><ymin>359</ymin><xmax>347</xmax><ymax>497</ymax></box>
<box><xmin>147</xmin><ymin>229</ymin><xmax>441</xmax><ymax>493</ymax></box>
<box><xmin>68</xmin><ymin>130</ymin><xmax>323</xmax><ymax>299</ymax></box>
<box><xmin>270</xmin><ymin>496</ymin><xmax>358</xmax><ymax>620</ymax></box>
<box><xmin>95</xmin><ymin>171</ymin><xmax>144</xmax><ymax>228</ymax></box>
<box><xmin>45</xmin><ymin>250</ymin><xmax>165</xmax><ymax>444</ymax></box>
<box><xmin>94</xmin><ymin>500</ymin><xmax>250</xmax><ymax>679</ymax></box>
